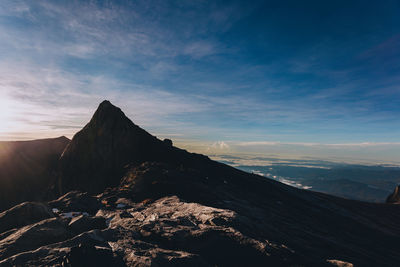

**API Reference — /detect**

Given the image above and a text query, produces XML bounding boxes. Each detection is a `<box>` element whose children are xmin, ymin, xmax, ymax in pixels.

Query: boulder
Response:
<box><xmin>68</xmin><ymin>215</ymin><xmax>107</xmax><ymax>235</ymax></box>
<box><xmin>0</xmin><ymin>202</ymin><xmax>54</xmax><ymax>233</ymax></box>
<box><xmin>0</xmin><ymin>218</ymin><xmax>68</xmax><ymax>259</ymax></box>
<box><xmin>163</xmin><ymin>138</ymin><xmax>173</xmax><ymax>147</ymax></box>
<box><xmin>386</xmin><ymin>185</ymin><xmax>400</xmax><ymax>204</ymax></box>
<box><xmin>0</xmin><ymin>229</ymin><xmax>119</xmax><ymax>266</ymax></box>
<box><xmin>62</xmin><ymin>243</ymin><xmax>125</xmax><ymax>267</ymax></box>
<box><xmin>49</xmin><ymin>191</ymin><xmax>100</xmax><ymax>214</ymax></box>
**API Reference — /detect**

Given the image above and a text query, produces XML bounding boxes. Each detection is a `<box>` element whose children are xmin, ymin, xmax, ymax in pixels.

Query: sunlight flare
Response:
<box><xmin>0</xmin><ymin>96</ymin><xmax>13</xmax><ymax>132</ymax></box>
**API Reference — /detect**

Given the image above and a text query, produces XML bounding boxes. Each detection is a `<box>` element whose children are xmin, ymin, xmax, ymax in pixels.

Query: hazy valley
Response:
<box><xmin>213</xmin><ymin>155</ymin><xmax>400</xmax><ymax>203</ymax></box>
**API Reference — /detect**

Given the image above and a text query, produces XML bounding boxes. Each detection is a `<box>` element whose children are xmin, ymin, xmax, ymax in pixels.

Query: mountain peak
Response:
<box><xmin>96</xmin><ymin>100</ymin><xmax>120</xmax><ymax>114</ymax></box>
<box><xmin>90</xmin><ymin>100</ymin><xmax>126</xmax><ymax>125</ymax></box>
<box><xmin>58</xmin><ymin>101</ymin><xmax>178</xmax><ymax>194</ymax></box>
<box><xmin>99</xmin><ymin>99</ymin><xmax>112</xmax><ymax>107</ymax></box>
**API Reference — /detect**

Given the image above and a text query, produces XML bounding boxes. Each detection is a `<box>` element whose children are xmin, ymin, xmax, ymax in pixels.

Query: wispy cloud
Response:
<box><xmin>183</xmin><ymin>41</ymin><xmax>218</xmax><ymax>59</ymax></box>
<box><xmin>0</xmin><ymin>60</ymin><xmax>209</xmax><ymax>139</ymax></box>
<box><xmin>0</xmin><ymin>1</ymin><xmax>230</xmax><ymax>61</ymax></box>
<box><xmin>208</xmin><ymin>141</ymin><xmax>230</xmax><ymax>150</ymax></box>
<box><xmin>236</xmin><ymin>141</ymin><xmax>400</xmax><ymax>148</ymax></box>
<box><xmin>0</xmin><ymin>0</ymin><xmax>399</xmax><ymax>165</ymax></box>
<box><xmin>203</xmin><ymin>141</ymin><xmax>400</xmax><ymax>164</ymax></box>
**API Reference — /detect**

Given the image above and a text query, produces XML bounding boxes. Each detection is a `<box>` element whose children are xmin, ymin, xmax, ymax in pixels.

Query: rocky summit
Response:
<box><xmin>1</xmin><ymin>101</ymin><xmax>400</xmax><ymax>266</ymax></box>
<box><xmin>58</xmin><ymin>100</ymin><xmax>211</xmax><ymax>195</ymax></box>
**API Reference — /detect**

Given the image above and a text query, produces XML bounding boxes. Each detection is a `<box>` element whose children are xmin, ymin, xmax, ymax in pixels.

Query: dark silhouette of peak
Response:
<box><xmin>386</xmin><ymin>185</ymin><xmax>400</xmax><ymax>204</ymax></box>
<box><xmin>91</xmin><ymin>100</ymin><xmax>125</xmax><ymax>124</ymax></box>
<box><xmin>98</xmin><ymin>99</ymin><xmax>113</xmax><ymax>108</ymax></box>
<box><xmin>58</xmin><ymin>100</ymin><xmax>206</xmax><ymax>195</ymax></box>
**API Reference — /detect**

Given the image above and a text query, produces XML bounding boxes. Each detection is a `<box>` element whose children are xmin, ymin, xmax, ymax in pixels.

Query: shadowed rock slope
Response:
<box><xmin>0</xmin><ymin>136</ymin><xmax>70</xmax><ymax>211</ymax></box>
<box><xmin>1</xmin><ymin>100</ymin><xmax>400</xmax><ymax>266</ymax></box>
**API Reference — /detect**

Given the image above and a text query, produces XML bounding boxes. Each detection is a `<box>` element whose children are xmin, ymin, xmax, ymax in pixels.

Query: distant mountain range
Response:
<box><xmin>0</xmin><ymin>100</ymin><xmax>399</xmax><ymax>266</ymax></box>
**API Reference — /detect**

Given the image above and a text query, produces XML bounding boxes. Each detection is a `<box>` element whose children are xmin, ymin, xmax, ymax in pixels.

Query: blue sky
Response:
<box><xmin>0</xmin><ymin>1</ymin><xmax>399</xmax><ymax>162</ymax></box>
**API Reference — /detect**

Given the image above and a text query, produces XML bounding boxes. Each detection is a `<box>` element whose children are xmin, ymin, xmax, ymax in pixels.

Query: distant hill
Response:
<box><xmin>0</xmin><ymin>137</ymin><xmax>70</xmax><ymax>211</ymax></box>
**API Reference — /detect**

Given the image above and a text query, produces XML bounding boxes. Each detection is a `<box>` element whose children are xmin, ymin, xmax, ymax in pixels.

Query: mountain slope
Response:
<box><xmin>0</xmin><ymin>136</ymin><xmax>70</xmax><ymax>211</ymax></box>
<box><xmin>1</xmin><ymin>101</ymin><xmax>400</xmax><ymax>266</ymax></box>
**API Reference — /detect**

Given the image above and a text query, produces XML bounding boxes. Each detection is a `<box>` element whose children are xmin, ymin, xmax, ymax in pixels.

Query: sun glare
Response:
<box><xmin>0</xmin><ymin>97</ymin><xmax>12</xmax><ymax>133</ymax></box>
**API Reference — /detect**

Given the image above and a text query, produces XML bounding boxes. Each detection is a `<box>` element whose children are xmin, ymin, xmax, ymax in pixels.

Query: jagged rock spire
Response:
<box><xmin>58</xmin><ymin>100</ymin><xmax>173</xmax><ymax>194</ymax></box>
